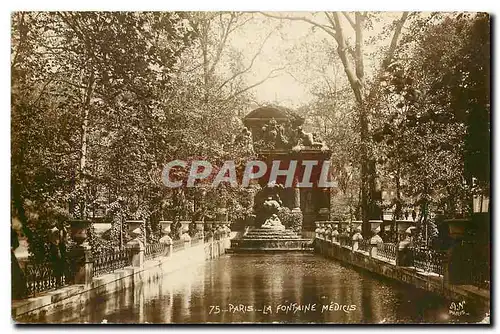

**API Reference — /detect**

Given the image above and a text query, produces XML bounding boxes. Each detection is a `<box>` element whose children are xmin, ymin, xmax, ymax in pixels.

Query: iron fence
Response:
<box><xmin>357</xmin><ymin>239</ymin><xmax>370</xmax><ymax>253</ymax></box>
<box><xmin>411</xmin><ymin>247</ymin><xmax>445</xmax><ymax>275</ymax></box>
<box><xmin>172</xmin><ymin>239</ymin><xmax>186</xmax><ymax>252</ymax></box>
<box><xmin>377</xmin><ymin>243</ymin><xmax>397</xmax><ymax>262</ymax></box>
<box><xmin>24</xmin><ymin>261</ymin><xmax>69</xmax><ymax>296</ymax></box>
<box><xmin>191</xmin><ymin>234</ymin><xmax>203</xmax><ymax>246</ymax></box>
<box><xmin>93</xmin><ymin>248</ymin><xmax>132</xmax><ymax>278</ymax></box>
<box><xmin>339</xmin><ymin>234</ymin><xmax>352</xmax><ymax>248</ymax></box>
<box><xmin>469</xmin><ymin>269</ymin><xmax>490</xmax><ymax>290</ymax></box>
<box><xmin>144</xmin><ymin>242</ymin><xmax>169</xmax><ymax>261</ymax></box>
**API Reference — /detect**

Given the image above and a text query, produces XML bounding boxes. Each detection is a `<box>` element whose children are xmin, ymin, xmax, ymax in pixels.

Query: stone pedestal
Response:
<box><xmin>70</xmin><ymin>244</ymin><xmax>93</xmax><ymax>285</ymax></box>
<box><xmin>159</xmin><ymin>234</ymin><xmax>173</xmax><ymax>256</ymax></box>
<box><xmin>325</xmin><ymin>224</ymin><xmax>332</xmax><ymax>242</ymax></box>
<box><xmin>332</xmin><ymin>230</ymin><xmax>340</xmax><ymax>243</ymax></box>
<box><xmin>314</xmin><ymin>222</ymin><xmax>321</xmax><ymax>239</ymax></box>
<box><xmin>126</xmin><ymin>239</ymin><xmax>144</xmax><ymax>268</ymax></box>
<box><xmin>181</xmin><ymin>230</ymin><xmax>191</xmax><ymax>248</ymax></box>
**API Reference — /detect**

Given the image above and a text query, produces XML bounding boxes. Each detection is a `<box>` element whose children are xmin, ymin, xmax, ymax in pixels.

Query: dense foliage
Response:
<box><xmin>11</xmin><ymin>12</ymin><xmax>258</xmax><ymax>260</ymax></box>
<box><xmin>11</xmin><ymin>12</ymin><xmax>490</xmax><ymax>260</ymax></box>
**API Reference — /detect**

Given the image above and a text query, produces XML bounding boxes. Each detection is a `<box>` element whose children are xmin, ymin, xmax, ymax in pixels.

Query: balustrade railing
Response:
<box><xmin>377</xmin><ymin>243</ymin><xmax>397</xmax><ymax>262</ymax></box>
<box><xmin>93</xmin><ymin>248</ymin><xmax>132</xmax><ymax>278</ymax></box>
<box><xmin>411</xmin><ymin>247</ymin><xmax>444</xmax><ymax>275</ymax></box>
<box><xmin>25</xmin><ymin>261</ymin><xmax>69</xmax><ymax>296</ymax></box>
<box><xmin>144</xmin><ymin>242</ymin><xmax>169</xmax><ymax>261</ymax></box>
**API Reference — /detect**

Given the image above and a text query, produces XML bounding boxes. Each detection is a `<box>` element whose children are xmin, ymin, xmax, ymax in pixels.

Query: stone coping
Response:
<box><xmin>314</xmin><ymin>238</ymin><xmax>490</xmax><ymax>311</ymax></box>
<box><xmin>12</xmin><ymin>238</ymin><xmax>230</xmax><ymax>319</ymax></box>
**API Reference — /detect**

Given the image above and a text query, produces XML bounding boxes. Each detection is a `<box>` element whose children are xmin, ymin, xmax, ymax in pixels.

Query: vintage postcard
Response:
<box><xmin>11</xmin><ymin>11</ymin><xmax>490</xmax><ymax>324</ymax></box>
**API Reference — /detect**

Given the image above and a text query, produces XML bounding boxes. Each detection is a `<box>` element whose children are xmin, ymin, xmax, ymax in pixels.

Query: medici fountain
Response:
<box><xmin>230</xmin><ymin>106</ymin><xmax>332</xmax><ymax>252</ymax></box>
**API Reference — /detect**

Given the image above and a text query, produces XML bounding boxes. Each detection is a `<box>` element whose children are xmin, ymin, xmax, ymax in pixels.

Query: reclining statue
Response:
<box><xmin>262</xmin><ymin>213</ymin><xmax>285</xmax><ymax>230</ymax></box>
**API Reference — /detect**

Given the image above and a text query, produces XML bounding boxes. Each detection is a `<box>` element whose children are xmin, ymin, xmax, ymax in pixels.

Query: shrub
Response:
<box><xmin>277</xmin><ymin>207</ymin><xmax>303</xmax><ymax>233</ymax></box>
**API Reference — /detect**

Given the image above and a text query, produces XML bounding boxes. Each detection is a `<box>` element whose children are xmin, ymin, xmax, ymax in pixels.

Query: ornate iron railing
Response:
<box><xmin>25</xmin><ymin>261</ymin><xmax>69</xmax><ymax>296</ymax></box>
<box><xmin>191</xmin><ymin>234</ymin><xmax>203</xmax><ymax>246</ymax></box>
<box><xmin>339</xmin><ymin>234</ymin><xmax>352</xmax><ymax>248</ymax></box>
<box><xmin>92</xmin><ymin>248</ymin><xmax>132</xmax><ymax>278</ymax></box>
<box><xmin>204</xmin><ymin>233</ymin><xmax>213</xmax><ymax>242</ymax></box>
<box><xmin>172</xmin><ymin>239</ymin><xmax>185</xmax><ymax>252</ymax></box>
<box><xmin>377</xmin><ymin>243</ymin><xmax>397</xmax><ymax>262</ymax></box>
<box><xmin>469</xmin><ymin>270</ymin><xmax>490</xmax><ymax>290</ymax></box>
<box><xmin>411</xmin><ymin>247</ymin><xmax>444</xmax><ymax>275</ymax></box>
<box><xmin>357</xmin><ymin>239</ymin><xmax>370</xmax><ymax>253</ymax></box>
<box><xmin>144</xmin><ymin>242</ymin><xmax>169</xmax><ymax>261</ymax></box>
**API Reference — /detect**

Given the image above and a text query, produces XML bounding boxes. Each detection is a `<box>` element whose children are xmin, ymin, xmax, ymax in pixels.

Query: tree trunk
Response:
<box><xmin>76</xmin><ymin>72</ymin><xmax>94</xmax><ymax>219</ymax></box>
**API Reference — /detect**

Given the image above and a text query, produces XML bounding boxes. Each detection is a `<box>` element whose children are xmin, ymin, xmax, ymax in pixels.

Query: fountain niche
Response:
<box><xmin>230</xmin><ymin>106</ymin><xmax>332</xmax><ymax>252</ymax></box>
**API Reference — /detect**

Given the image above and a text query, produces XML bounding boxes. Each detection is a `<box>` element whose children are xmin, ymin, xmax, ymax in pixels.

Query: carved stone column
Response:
<box><xmin>292</xmin><ymin>187</ymin><xmax>301</xmax><ymax>213</ymax></box>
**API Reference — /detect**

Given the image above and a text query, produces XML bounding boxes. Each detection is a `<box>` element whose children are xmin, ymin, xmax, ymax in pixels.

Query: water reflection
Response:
<box><xmin>48</xmin><ymin>253</ymin><xmax>482</xmax><ymax>324</ymax></box>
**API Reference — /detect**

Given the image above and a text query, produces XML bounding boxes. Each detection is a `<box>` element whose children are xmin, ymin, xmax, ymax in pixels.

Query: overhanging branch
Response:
<box><xmin>260</xmin><ymin>12</ymin><xmax>336</xmax><ymax>38</ymax></box>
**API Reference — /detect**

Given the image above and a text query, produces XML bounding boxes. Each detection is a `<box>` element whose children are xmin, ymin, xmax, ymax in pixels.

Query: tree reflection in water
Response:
<box><xmin>43</xmin><ymin>253</ymin><xmax>482</xmax><ymax>324</ymax></box>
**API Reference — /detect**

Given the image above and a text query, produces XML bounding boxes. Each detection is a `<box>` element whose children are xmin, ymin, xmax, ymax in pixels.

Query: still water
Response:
<box><xmin>53</xmin><ymin>253</ymin><xmax>483</xmax><ymax>324</ymax></box>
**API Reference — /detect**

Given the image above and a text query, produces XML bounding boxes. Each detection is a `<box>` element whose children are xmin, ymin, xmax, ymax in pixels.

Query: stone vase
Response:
<box><xmin>445</xmin><ymin>219</ymin><xmax>469</xmax><ymax>240</ymax></box>
<box><xmin>159</xmin><ymin>220</ymin><xmax>173</xmax><ymax>235</ymax></box>
<box><xmin>69</xmin><ymin>220</ymin><xmax>91</xmax><ymax>245</ymax></box>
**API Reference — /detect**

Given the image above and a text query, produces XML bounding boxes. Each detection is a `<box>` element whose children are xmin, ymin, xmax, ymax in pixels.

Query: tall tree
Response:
<box><xmin>262</xmin><ymin>12</ymin><xmax>410</xmax><ymax>233</ymax></box>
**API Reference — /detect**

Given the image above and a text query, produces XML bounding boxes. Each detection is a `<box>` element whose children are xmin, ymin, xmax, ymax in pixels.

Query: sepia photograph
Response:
<box><xmin>10</xmin><ymin>10</ymin><xmax>490</xmax><ymax>324</ymax></box>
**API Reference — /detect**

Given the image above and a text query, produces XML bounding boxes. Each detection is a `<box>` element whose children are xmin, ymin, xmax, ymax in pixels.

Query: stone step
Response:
<box><xmin>245</xmin><ymin>231</ymin><xmax>297</xmax><ymax>235</ymax></box>
<box><xmin>243</xmin><ymin>236</ymin><xmax>300</xmax><ymax>240</ymax></box>
<box><xmin>242</xmin><ymin>228</ymin><xmax>301</xmax><ymax>240</ymax></box>
<box><xmin>246</xmin><ymin>229</ymin><xmax>297</xmax><ymax>233</ymax></box>
<box><xmin>244</xmin><ymin>232</ymin><xmax>298</xmax><ymax>236</ymax></box>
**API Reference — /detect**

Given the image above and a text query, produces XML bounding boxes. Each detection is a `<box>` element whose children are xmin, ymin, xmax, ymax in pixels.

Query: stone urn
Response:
<box><xmin>180</xmin><ymin>221</ymin><xmax>191</xmax><ymax>234</ymax></box>
<box><xmin>126</xmin><ymin>220</ymin><xmax>144</xmax><ymax>235</ymax></box>
<box><xmin>159</xmin><ymin>220</ymin><xmax>173</xmax><ymax>235</ymax></box>
<box><xmin>318</xmin><ymin>208</ymin><xmax>330</xmax><ymax>221</ymax></box>
<box><xmin>352</xmin><ymin>220</ymin><xmax>363</xmax><ymax>232</ymax></box>
<box><xmin>369</xmin><ymin>220</ymin><xmax>383</xmax><ymax>233</ymax></box>
<box><xmin>396</xmin><ymin>220</ymin><xmax>413</xmax><ymax>241</ymax></box>
<box><xmin>69</xmin><ymin>220</ymin><xmax>91</xmax><ymax>245</ymax></box>
<box><xmin>444</xmin><ymin>218</ymin><xmax>469</xmax><ymax>240</ymax></box>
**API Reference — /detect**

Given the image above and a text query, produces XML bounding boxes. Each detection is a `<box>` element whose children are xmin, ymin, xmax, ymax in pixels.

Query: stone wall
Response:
<box><xmin>12</xmin><ymin>238</ymin><xmax>231</xmax><ymax>323</ymax></box>
<box><xmin>314</xmin><ymin>238</ymin><xmax>490</xmax><ymax>316</ymax></box>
